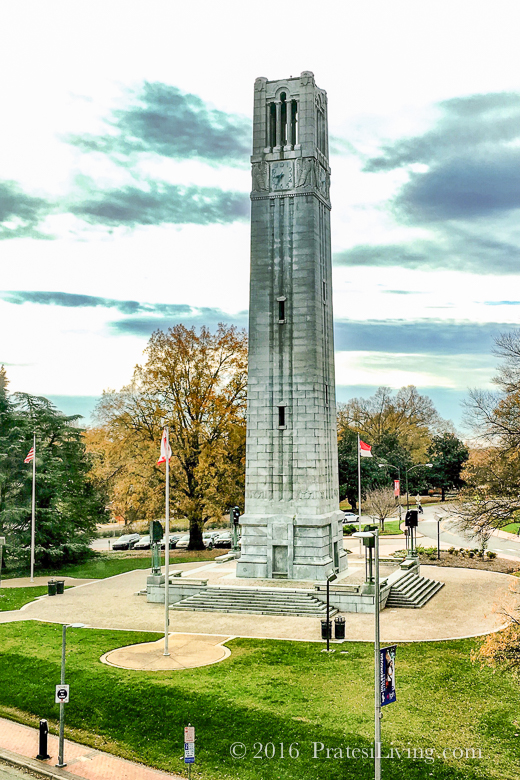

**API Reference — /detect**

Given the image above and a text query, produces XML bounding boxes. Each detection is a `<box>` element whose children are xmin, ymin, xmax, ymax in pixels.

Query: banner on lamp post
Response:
<box><xmin>394</xmin><ymin>480</ymin><xmax>400</xmax><ymax>497</ymax></box>
<box><xmin>380</xmin><ymin>645</ymin><xmax>397</xmax><ymax>706</ymax></box>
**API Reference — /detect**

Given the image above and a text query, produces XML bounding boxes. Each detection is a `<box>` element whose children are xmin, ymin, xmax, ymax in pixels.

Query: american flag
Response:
<box><xmin>24</xmin><ymin>447</ymin><xmax>35</xmax><ymax>464</ymax></box>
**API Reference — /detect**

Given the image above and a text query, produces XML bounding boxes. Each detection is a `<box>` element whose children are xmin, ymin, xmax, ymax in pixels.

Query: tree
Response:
<box><xmin>0</xmin><ymin>373</ymin><xmax>104</xmax><ymax>570</ymax></box>
<box><xmin>337</xmin><ymin>385</ymin><xmax>445</xmax><ymax>507</ymax></box>
<box><xmin>338</xmin><ymin>385</ymin><xmax>444</xmax><ymax>462</ymax></box>
<box><xmin>457</xmin><ymin>329</ymin><xmax>520</xmax><ymax>535</ymax></box>
<box><xmin>90</xmin><ymin>324</ymin><xmax>248</xmax><ymax>549</ymax></box>
<box><xmin>364</xmin><ymin>486</ymin><xmax>397</xmax><ymax>532</ymax></box>
<box><xmin>472</xmin><ymin>580</ymin><xmax>520</xmax><ymax>675</ymax></box>
<box><xmin>427</xmin><ymin>432</ymin><xmax>469</xmax><ymax>501</ymax></box>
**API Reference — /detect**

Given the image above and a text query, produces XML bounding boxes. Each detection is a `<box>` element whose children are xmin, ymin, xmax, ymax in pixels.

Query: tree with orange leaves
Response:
<box><xmin>87</xmin><ymin>323</ymin><xmax>247</xmax><ymax>549</ymax></box>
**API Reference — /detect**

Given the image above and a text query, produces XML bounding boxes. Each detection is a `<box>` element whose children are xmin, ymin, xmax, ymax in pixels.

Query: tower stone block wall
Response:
<box><xmin>236</xmin><ymin>72</ymin><xmax>347</xmax><ymax>581</ymax></box>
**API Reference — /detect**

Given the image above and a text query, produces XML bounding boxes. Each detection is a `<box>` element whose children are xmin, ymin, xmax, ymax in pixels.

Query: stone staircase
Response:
<box><xmin>171</xmin><ymin>586</ymin><xmax>337</xmax><ymax>617</ymax></box>
<box><xmin>385</xmin><ymin>572</ymin><xmax>444</xmax><ymax>609</ymax></box>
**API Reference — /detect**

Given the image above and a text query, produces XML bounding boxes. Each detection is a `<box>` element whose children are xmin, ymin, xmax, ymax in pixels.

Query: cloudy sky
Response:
<box><xmin>2</xmin><ymin>0</ymin><xmax>520</xmax><ymax>429</ymax></box>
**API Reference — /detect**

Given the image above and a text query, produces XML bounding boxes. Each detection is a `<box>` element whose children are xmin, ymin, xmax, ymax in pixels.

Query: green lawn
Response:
<box><xmin>3</xmin><ymin>549</ymin><xmax>222</xmax><ymax>581</ymax></box>
<box><xmin>380</xmin><ymin>519</ymin><xmax>402</xmax><ymax>535</ymax></box>
<box><xmin>0</xmin><ymin>622</ymin><xmax>518</xmax><ymax>780</ymax></box>
<box><xmin>502</xmin><ymin>522</ymin><xmax>520</xmax><ymax>535</ymax></box>
<box><xmin>0</xmin><ymin>586</ymin><xmax>51</xmax><ymax>611</ymax></box>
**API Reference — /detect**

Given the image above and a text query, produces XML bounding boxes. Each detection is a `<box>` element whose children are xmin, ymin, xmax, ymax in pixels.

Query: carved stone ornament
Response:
<box><xmin>300</xmin><ymin>70</ymin><xmax>315</xmax><ymax>87</ymax></box>
<box><xmin>255</xmin><ymin>78</ymin><xmax>267</xmax><ymax>92</ymax></box>
<box><xmin>252</xmin><ymin>161</ymin><xmax>268</xmax><ymax>192</ymax></box>
<box><xmin>296</xmin><ymin>157</ymin><xmax>317</xmax><ymax>188</ymax></box>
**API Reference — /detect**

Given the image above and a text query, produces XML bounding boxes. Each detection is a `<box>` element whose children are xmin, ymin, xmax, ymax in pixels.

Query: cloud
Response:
<box><xmin>365</xmin><ymin>92</ymin><xmax>520</xmax><ymax>172</ymax></box>
<box><xmin>67</xmin><ymin>81</ymin><xmax>251</xmax><ymax>165</ymax></box>
<box><xmin>1</xmin><ymin>290</ymin><xmax>248</xmax><ymax>337</ymax></box>
<box><xmin>0</xmin><ymin>290</ymin><xmax>196</xmax><ymax>316</ymax></box>
<box><xmin>68</xmin><ymin>181</ymin><xmax>249</xmax><ymax>227</ymax></box>
<box><xmin>111</xmin><ymin>307</ymin><xmax>248</xmax><ymax>336</ymax></box>
<box><xmin>0</xmin><ymin>180</ymin><xmax>51</xmax><ymax>239</ymax></box>
<box><xmin>334</xmin><ymin>319</ymin><xmax>510</xmax><ymax>355</ymax></box>
<box><xmin>395</xmin><ymin>147</ymin><xmax>520</xmax><ymax>222</ymax></box>
<box><xmin>334</xmin><ymin>229</ymin><xmax>520</xmax><ymax>275</ymax></box>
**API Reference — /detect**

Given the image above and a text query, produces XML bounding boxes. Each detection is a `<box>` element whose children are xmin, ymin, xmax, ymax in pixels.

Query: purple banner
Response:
<box><xmin>380</xmin><ymin>645</ymin><xmax>397</xmax><ymax>706</ymax></box>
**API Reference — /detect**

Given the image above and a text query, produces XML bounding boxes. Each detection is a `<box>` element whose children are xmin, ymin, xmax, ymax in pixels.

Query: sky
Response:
<box><xmin>2</xmin><ymin>0</ymin><xmax>520</xmax><ymax>431</ymax></box>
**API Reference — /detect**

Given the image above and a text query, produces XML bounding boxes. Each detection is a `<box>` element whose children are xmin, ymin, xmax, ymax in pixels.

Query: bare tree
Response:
<box><xmin>364</xmin><ymin>486</ymin><xmax>398</xmax><ymax>532</ymax></box>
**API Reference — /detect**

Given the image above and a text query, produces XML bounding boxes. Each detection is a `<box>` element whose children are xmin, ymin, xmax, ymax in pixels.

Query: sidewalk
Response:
<box><xmin>0</xmin><ymin>717</ymin><xmax>183</xmax><ymax>780</ymax></box>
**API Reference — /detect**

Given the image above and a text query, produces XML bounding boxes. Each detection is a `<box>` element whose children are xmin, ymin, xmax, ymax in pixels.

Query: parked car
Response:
<box><xmin>174</xmin><ymin>535</ymin><xmax>191</xmax><ymax>550</ymax></box>
<box><xmin>112</xmin><ymin>533</ymin><xmax>140</xmax><ymax>550</ymax></box>
<box><xmin>342</xmin><ymin>512</ymin><xmax>359</xmax><ymax>524</ymax></box>
<box><xmin>134</xmin><ymin>535</ymin><xmax>151</xmax><ymax>550</ymax></box>
<box><xmin>213</xmin><ymin>531</ymin><xmax>233</xmax><ymax>548</ymax></box>
<box><xmin>203</xmin><ymin>531</ymin><xmax>220</xmax><ymax>549</ymax></box>
<box><xmin>159</xmin><ymin>533</ymin><xmax>183</xmax><ymax>550</ymax></box>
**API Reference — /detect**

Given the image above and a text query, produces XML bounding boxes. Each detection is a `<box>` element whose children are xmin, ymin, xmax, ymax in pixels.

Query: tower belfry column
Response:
<box><xmin>237</xmin><ymin>72</ymin><xmax>347</xmax><ymax>581</ymax></box>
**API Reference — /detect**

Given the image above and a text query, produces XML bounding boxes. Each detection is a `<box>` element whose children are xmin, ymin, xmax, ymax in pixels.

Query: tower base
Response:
<box><xmin>236</xmin><ymin>509</ymin><xmax>347</xmax><ymax>581</ymax></box>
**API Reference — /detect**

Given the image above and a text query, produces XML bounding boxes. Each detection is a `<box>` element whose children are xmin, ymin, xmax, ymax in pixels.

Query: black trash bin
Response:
<box><xmin>334</xmin><ymin>616</ymin><xmax>346</xmax><ymax>640</ymax></box>
<box><xmin>321</xmin><ymin>620</ymin><xmax>332</xmax><ymax>640</ymax></box>
<box><xmin>56</xmin><ymin>580</ymin><xmax>65</xmax><ymax>595</ymax></box>
<box><xmin>47</xmin><ymin>580</ymin><xmax>57</xmax><ymax>596</ymax></box>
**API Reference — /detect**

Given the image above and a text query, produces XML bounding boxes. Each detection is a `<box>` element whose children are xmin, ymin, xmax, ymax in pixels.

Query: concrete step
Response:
<box><xmin>386</xmin><ymin>575</ymin><xmax>444</xmax><ymax>609</ymax></box>
<box><xmin>171</xmin><ymin>586</ymin><xmax>337</xmax><ymax>617</ymax></box>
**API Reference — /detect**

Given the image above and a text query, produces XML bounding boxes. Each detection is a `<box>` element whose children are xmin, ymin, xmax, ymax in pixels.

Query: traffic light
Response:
<box><xmin>230</xmin><ymin>506</ymin><xmax>241</xmax><ymax>526</ymax></box>
<box><xmin>405</xmin><ymin>510</ymin><xmax>418</xmax><ymax>528</ymax></box>
<box><xmin>149</xmin><ymin>520</ymin><xmax>163</xmax><ymax>542</ymax></box>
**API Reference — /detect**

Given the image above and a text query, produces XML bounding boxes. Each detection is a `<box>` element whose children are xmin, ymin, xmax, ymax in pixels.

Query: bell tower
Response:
<box><xmin>236</xmin><ymin>72</ymin><xmax>347</xmax><ymax>581</ymax></box>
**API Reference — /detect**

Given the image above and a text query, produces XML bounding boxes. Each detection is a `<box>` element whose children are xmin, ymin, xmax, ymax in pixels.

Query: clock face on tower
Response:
<box><xmin>270</xmin><ymin>160</ymin><xmax>294</xmax><ymax>191</ymax></box>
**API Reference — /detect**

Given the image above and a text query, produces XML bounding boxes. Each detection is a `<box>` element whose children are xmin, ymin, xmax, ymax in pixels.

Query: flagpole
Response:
<box><xmin>357</xmin><ymin>434</ymin><xmax>362</xmax><ymax>555</ymax></box>
<box><xmin>30</xmin><ymin>434</ymin><xmax>36</xmax><ymax>583</ymax></box>
<box><xmin>164</xmin><ymin>425</ymin><xmax>170</xmax><ymax>657</ymax></box>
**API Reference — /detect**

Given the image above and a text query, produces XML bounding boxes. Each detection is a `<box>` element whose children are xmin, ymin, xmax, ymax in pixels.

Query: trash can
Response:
<box><xmin>334</xmin><ymin>616</ymin><xmax>346</xmax><ymax>640</ymax></box>
<box><xmin>47</xmin><ymin>580</ymin><xmax>57</xmax><ymax>596</ymax></box>
<box><xmin>321</xmin><ymin>620</ymin><xmax>332</xmax><ymax>640</ymax></box>
<box><xmin>56</xmin><ymin>580</ymin><xmax>65</xmax><ymax>595</ymax></box>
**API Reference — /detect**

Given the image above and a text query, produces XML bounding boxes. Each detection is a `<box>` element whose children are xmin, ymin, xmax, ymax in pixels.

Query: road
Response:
<box><xmin>418</xmin><ymin>505</ymin><xmax>520</xmax><ymax>561</ymax></box>
<box><xmin>0</xmin><ymin>761</ymin><xmax>45</xmax><ymax>780</ymax></box>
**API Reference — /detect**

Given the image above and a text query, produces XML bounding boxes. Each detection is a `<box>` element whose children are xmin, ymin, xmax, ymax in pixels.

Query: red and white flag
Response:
<box><xmin>157</xmin><ymin>429</ymin><xmax>172</xmax><ymax>464</ymax></box>
<box><xmin>359</xmin><ymin>440</ymin><xmax>372</xmax><ymax>458</ymax></box>
<box><xmin>24</xmin><ymin>447</ymin><xmax>35</xmax><ymax>464</ymax></box>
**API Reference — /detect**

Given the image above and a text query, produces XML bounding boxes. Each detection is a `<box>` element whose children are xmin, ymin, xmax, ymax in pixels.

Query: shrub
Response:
<box><xmin>486</xmin><ymin>551</ymin><xmax>497</xmax><ymax>559</ymax></box>
<box><xmin>343</xmin><ymin>524</ymin><xmax>357</xmax><ymax>536</ymax></box>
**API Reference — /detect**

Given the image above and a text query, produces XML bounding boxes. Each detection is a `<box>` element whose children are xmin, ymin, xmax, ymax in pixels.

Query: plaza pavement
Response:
<box><xmin>1</xmin><ymin>554</ymin><xmax>515</xmax><ymax>644</ymax></box>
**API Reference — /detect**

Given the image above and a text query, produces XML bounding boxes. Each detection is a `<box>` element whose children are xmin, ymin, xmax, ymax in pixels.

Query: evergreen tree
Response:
<box><xmin>0</xmin><ymin>369</ymin><xmax>105</xmax><ymax>571</ymax></box>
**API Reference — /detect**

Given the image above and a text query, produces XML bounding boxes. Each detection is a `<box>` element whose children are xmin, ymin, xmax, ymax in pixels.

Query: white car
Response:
<box><xmin>342</xmin><ymin>512</ymin><xmax>359</xmax><ymax>524</ymax></box>
<box><xmin>174</xmin><ymin>535</ymin><xmax>191</xmax><ymax>549</ymax></box>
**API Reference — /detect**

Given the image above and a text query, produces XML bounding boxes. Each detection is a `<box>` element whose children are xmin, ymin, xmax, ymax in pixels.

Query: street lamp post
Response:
<box><xmin>405</xmin><ymin>463</ymin><xmax>433</xmax><ymax>512</ymax></box>
<box><xmin>56</xmin><ymin>623</ymin><xmax>84</xmax><ymax>768</ymax></box>
<box><xmin>353</xmin><ymin>529</ymin><xmax>381</xmax><ymax>780</ymax></box>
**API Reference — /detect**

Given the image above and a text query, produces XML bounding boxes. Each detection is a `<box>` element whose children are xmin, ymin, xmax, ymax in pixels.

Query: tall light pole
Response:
<box><xmin>378</xmin><ymin>463</ymin><xmax>402</xmax><ymax>524</ymax></box>
<box><xmin>56</xmin><ymin>623</ymin><xmax>84</xmax><ymax>768</ymax></box>
<box><xmin>353</xmin><ymin>529</ymin><xmax>380</xmax><ymax>780</ymax></box>
<box><xmin>405</xmin><ymin>463</ymin><xmax>433</xmax><ymax>512</ymax></box>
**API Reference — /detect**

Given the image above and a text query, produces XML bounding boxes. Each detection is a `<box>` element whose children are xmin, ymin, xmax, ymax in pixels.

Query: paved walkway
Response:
<box><xmin>2</xmin><ymin>558</ymin><xmax>516</xmax><ymax>643</ymax></box>
<box><xmin>102</xmin><ymin>633</ymin><xmax>232</xmax><ymax>670</ymax></box>
<box><xmin>0</xmin><ymin>718</ymin><xmax>182</xmax><ymax>780</ymax></box>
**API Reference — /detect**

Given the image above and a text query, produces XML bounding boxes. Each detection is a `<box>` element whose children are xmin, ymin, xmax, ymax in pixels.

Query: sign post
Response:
<box><xmin>0</xmin><ymin>537</ymin><xmax>5</xmax><ymax>588</ymax></box>
<box><xmin>184</xmin><ymin>725</ymin><xmax>195</xmax><ymax>780</ymax></box>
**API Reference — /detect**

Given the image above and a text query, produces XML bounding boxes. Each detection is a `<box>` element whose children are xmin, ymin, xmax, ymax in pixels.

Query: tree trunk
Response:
<box><xmin>441</xmin><ymin>487</ymin><xmax>446</xmax><ymax>502</ymax></box>
<box><xmin>188</xmin><ymin>514</ymin><xmax>204</xmax><ymax>550</ymax></box>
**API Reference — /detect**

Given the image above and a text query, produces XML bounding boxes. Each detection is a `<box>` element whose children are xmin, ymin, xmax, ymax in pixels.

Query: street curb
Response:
<box><xmin>0</xmin><ymin>747</ymin><xmax>79</xmax><ymax>780</ymax></box>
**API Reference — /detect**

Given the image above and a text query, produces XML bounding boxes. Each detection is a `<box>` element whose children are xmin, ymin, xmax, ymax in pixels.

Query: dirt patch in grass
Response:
<box><xmin>391</xmin><ymin>549</ymin><xmax>519</xmax><ymax>574</ymax></box>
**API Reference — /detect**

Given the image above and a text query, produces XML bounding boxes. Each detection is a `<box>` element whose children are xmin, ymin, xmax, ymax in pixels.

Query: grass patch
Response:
<box><xmin>0</xmin><ymin>622</ymin><xmax>518</xmax><ymax>780</ymax></box>
<box><xmin>0</xmin><ymin>586</ymin><xmax>51</xmax><ymax>611</ymax></box>
<box><xmin>2</xmin><ymin>549</ymin><xmax>221</xmax><ymax>581</ymax></box>
<box><xmin>380</xmin><ymin>519</ymin><xmax>402</xmax><ymax>535</ymax></box>
<box><xmin>502</xmin><ymin>522</ymin><xmax>520</xmax><ymax>535</ymax></box>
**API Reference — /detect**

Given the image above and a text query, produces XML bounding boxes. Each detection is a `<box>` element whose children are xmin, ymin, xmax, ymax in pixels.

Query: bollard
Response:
<box><xmin>36</xmin><ymin>718</ymin><xmax>51</xmax><ymax>760</ymax></box>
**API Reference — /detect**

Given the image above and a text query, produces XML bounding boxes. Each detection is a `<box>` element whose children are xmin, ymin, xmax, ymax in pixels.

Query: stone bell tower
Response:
<box><xmin>236</xmin><ymin>72</ymin><xmax>347</xmax><ymax>581</ymax></box>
